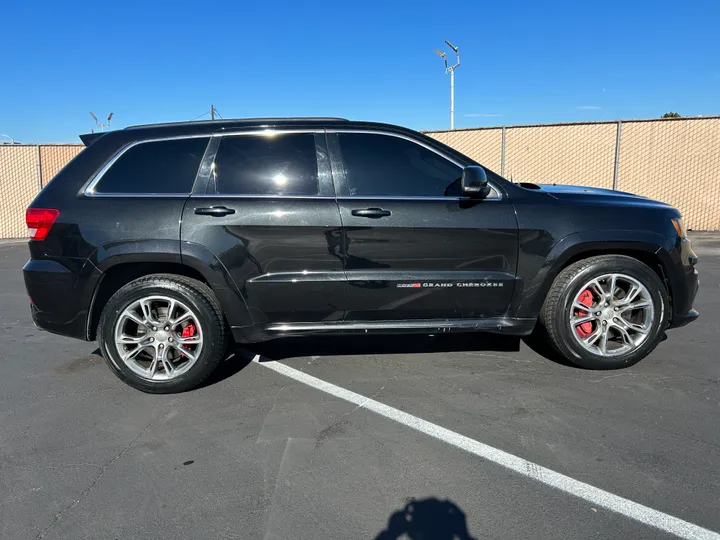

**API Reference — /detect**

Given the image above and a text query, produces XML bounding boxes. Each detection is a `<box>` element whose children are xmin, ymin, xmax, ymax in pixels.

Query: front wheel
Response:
<box><xmin>540</xmin><ymin>255</ymin><xmax>669</xmax><ymax>370</ymax></box>
<box><xmin>97</xmin><ymin>274</ymin><xmax>228</xmax><ymax>393</ymax></box>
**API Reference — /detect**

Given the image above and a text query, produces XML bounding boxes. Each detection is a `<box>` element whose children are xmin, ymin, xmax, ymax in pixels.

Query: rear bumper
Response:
<box><xmin>23</xmin><ymin>257</ymin><xmax>100</xmax><ymax>341</ymax></box>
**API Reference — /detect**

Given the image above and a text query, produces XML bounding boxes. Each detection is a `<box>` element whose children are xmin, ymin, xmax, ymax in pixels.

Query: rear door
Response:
<box><xmin>180</xmin><ymin>130</ymin><xmax>345</xmax><ymax>326</ymax></box>
<box><xmin>327</xmin><ymin>130</ymin><xmax>518</xmax><ymax>321</ymax></box>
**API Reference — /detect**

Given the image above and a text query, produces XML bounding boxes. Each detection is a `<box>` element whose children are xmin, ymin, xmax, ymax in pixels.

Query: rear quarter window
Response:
<box><xmin>93</xmin><ymin>137</ymin><xmax>209</xmax><ymax>194</ymax></box>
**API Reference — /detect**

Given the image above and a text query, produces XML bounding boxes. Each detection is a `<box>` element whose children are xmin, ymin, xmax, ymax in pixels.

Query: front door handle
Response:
<box><xmin>351</xmin><ymin>208</ymin><xmax>392</xmax><ymax>218</ymax></box>
<box><xmin>194</xmin><ymin>206</ymin><xmax>235</xmax><ymax>217</ymax></box>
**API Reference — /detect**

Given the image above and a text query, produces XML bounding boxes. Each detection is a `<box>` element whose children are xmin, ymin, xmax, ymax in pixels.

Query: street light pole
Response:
<box><xmin>434</xmin><ymin>40</ymin><xmax>460</xmax><ymax>130</ymax></box>
<box><xmin>89</xmin><ymin>112</ymin><xmax>114</xmax><ymax>132</ymax></box>
<box><xmin>449</xmin><ymin>67</ymin><xmax>455</xmax><ymax>130</ymax></box>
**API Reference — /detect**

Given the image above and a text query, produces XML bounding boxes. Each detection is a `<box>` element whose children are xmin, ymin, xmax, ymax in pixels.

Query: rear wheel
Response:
<box><xmin>540</xmin><ymin>255</ymin><xmax>669</xmax><ymax>369</ymax></box>
<box><xmin>98</xmin><ymin>274</ymin><xmax>227</xmax><ymax>393</ymax></box>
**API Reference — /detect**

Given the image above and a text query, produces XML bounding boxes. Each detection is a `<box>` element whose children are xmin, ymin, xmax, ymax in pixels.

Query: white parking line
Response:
<box><xmin>253</xmin><ymin>356</ymin><xmax>720</xmax><ymax>540</ymax></box>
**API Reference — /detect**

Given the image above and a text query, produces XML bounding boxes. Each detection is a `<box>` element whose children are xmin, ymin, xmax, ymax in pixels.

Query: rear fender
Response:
<box><xmin>180</xmin><ymin>242</ymin><xmax>254</xmax><ymax>327</ymax></box>
<box><xmin>89</xmin><ymin>239</ymin><xmax>183</xmax><ymax>271</ymax></box>
<box><xmin>85</xmin><ymin>240</ymin><xmax>254</xmax><ymax>338</ymax></box>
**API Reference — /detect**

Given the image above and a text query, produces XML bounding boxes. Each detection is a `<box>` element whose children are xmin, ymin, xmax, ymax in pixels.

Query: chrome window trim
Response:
<box><xmin>83</xmin><ymin>128</ymin><xmax>502</xmax><ymax>201</ymax></box>
<box><xmin>327</xmin><ymin>128</ymin><xmax>502</xmax><ymax>201</ymax></box>
<box><xmin>200</xmin><ymin>129</ymin><xmax>326</xmax><ymax>198</ymax></box>
<box><xmin>213</xmin><ymin>128</ymin><xmax>326</xmax><ymax>137</ymax></box>
<box><xmin>335</xmin><ymin>195</ymin><xmax>485</xmax><ymax>202</ymax></box>
<box><xmin>190</xmin><ymin>194</ymin><xmax>337</xmax><ymax>200</ymax></box>
<box><xmin>83</xmin><ymin>134</ymin><xmax>212</xmax><ymax>197</ymax></box>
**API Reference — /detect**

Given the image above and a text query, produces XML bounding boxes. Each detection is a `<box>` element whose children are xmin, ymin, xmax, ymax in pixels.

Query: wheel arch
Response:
<box><xmin>512</xmin><ymin>231</ymin><xmax>674</xmax><ymax>320</ymax></box>
<box><xmin>86</xmin><ymin>242</ymin><xmax>254</xmax><ymax>340</ymax></box>
<box><xmin>87</xmin><ymin>261</ymin><xmax>210</xmax><ymax>340</ymax></box>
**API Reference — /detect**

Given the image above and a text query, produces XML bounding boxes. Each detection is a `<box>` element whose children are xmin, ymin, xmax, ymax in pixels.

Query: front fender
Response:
<box><xmin>510</xmin><ymin>229</ymin><xmax>671</xmax><ymax>319</ymax></box>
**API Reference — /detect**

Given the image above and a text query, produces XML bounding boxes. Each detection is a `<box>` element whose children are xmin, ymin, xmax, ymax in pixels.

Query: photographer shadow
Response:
<box><xmin>375</xmin><ymin>497</ymin><xmax>476</xmax><ymax>540</ymax></box>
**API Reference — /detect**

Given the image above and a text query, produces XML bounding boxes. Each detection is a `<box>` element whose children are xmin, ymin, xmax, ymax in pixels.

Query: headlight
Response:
<box><xmin>672</xmin><ymin>217</ymin><xmax>687</xmax><ymax>238</ymax></box>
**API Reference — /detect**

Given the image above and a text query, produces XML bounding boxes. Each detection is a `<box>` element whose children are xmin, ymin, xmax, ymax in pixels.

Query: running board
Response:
<box><xmin>232</xmin><ymin>318</ymin><xmax>536</xmax><ymax>343</ymax></box>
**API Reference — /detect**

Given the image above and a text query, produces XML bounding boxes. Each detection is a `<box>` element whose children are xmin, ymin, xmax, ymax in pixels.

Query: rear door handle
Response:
<box><xmin>194</xmin><ymin>206</ymin><xmax>235</xmax><ymax>217</ymax></box>
<box><xmin>351</xmin><ymin>208</ymin><xmax>392</xmax><ymax>218</ymax></box>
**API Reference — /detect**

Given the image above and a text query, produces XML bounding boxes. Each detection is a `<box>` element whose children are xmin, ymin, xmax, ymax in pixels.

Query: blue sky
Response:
<box><xmin>1</xmin><ymin>0</ymin><xmax>718</xmax><ymax>142</ymax></box>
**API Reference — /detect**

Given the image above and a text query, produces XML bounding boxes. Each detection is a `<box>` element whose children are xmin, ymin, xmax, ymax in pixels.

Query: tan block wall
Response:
<box><xmin>0</xmin><ymin>146</ymin><xmax>41</xmax><ymax>238</ymax></box>
<box><xmin>1</xmin><ymin>118</ymin><xmax>719</xmax><ymax>237</ymax></box>
<box><xmin>40</xmin><ymin>145</ymin><xmax>84</xmax><ymax>186</ymax></box>
<box><xmin>428</xmin><ymin>128</ymin><xmax>503</xmax><ymax>173</ymax></box>
<box><xmin>427</xmin><ymin>117</ymin><xmax>720</xmax><ymax>230</ymax></box>
<box><xmin>616</xmin><ymin>118</ymin><xmax>720</xmax><ymax>231</ymax></box>
<box><xmin>504</xmin><ymin>123</ymin><xmax>617</xmax><ymax>188</ymax></box>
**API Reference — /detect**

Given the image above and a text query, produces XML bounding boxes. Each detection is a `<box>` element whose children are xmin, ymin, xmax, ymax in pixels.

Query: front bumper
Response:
<box><xmin>671</xmin><ymin>308</ymin><xmax>699</xmax><ymax>329</ymax></box>
<box><xmin>666</xmin><ymin>237</ymin><xmax>699</xmax><ymax>329</ymax></box>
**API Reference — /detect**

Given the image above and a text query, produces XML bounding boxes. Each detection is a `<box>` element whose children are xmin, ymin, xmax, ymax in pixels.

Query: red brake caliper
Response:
<box><xmin>179</xmin><ymin>323</ymin><xmax>196</xmax><ymax>357</ymax></box>
<box><xmin>575</xmin><ymin>289</ymin><xmax>594</xmax><ymax>338</ymax></box>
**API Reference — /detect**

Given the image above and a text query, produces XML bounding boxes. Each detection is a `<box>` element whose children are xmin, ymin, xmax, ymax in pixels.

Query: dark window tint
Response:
<box><xmin>338</xmin><ymin>133</ymin><xmax>462</xmax><ymax>197</ymax></box>
<box><xmin>213</xmin><ymin>134</ymin><xmax>319</xmax><ymax>195</ymax></box>
<box><xmin>96</xmin><ymin>138</ymin><xmax>209</xmax><ymax>194</ymax></box>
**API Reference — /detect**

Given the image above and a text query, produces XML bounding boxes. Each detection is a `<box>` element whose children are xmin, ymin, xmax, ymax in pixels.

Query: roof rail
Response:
<box><xmin>125</xmin><ymin>117</ymin><xmax>349</xmax><ymax>130</ymax></box>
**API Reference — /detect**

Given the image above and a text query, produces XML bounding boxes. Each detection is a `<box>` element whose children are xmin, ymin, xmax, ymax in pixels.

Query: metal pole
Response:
<box><xmin>612</xmin><ymin>120</ymin><xmax>622</xmax><ymax>190</ymax></box>
<box><xmin>449</xmin><ymin>70</ymin><xmax>455</xmax><ymax>130</ymax></box>
<box><xmin>36</xmin><ymin>145</ymin><xmax>43</xmax><ymax>190</ymax></box>
<box><xmin>211</xmin><ymin>105</ymin><xmax>215</xmax><ymax>121</ymax></box>
<box><xmin>501</xmin><ymin>126</ymin><xmax>506</xmax><ymax>177</ymax></box>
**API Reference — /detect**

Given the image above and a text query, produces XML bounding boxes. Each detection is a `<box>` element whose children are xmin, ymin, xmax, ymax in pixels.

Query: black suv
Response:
<box><xmin>24</xmin><ymin>118</ymin><xmax>699</xmax><ymax>393</ymax></box>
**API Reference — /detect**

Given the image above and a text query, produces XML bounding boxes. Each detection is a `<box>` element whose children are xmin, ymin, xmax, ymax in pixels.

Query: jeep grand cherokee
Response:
<box><xmin>23</xmin><ymin>118</ymin><xmax>699</xmax><ymax>393</ymax></box>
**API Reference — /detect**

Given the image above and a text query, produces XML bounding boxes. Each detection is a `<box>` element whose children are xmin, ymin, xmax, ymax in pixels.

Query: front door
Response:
<box><xmin>327</xmin><ymin>131</ymin><xmax>518</xmax><ymax>321</ymax></box>
<box><xmin>181</xmin><ymin>130</ymin><xmax>345</xmax><ymax>326</ymax></box>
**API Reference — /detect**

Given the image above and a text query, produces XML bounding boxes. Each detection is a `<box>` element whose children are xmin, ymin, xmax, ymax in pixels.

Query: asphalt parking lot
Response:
<box><xmin>1</xmin><ymin>235</ymin><xmax>718</xmax><ymax>540</ymax></box>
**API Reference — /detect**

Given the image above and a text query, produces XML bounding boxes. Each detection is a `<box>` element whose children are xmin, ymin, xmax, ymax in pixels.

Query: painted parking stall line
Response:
<box><xmin>253</xmin><ymin>356</ymin><xmax>720</xmax><ymax>540</ymax></box>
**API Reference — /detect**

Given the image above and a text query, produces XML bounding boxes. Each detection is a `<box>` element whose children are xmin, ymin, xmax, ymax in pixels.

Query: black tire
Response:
<box><xmin>540</xmin><ymin>255</ymin><xmax>669</xmax><ymax>370</ymax></box>
<box><xmin>97</xmin><ymin>274</ymin><xmax>228</xmax><ymax>393</ymax></box>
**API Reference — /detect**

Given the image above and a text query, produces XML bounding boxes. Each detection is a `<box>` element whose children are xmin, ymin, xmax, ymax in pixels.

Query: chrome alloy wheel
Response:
<box><xmin>569</xmin><ymin>273</ymin><xmax>655</xmax><ymax>357</ymax></box>
<box><xmin>113</xmin><ymin>296</ymin><xmax>203</xmax><ymax>381</ymax></box>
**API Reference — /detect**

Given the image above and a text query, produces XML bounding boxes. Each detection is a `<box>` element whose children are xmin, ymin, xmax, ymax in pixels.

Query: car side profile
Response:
<box><xmin>23</xmin><ymin>118</ymin><xmax>699</xmax><ymax>393</ymax></box>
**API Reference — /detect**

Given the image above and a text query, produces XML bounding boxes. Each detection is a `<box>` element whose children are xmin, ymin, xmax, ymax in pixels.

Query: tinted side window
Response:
<box><xmin>213</xmin><ymin>134</ymin><xmax>319</xmax><ymax>195</ymax></box>
<box><xmin>337</xmin><ymin>133</ymin><xmax>462</xmax><ymax>197</ymax></box>
<box><xmin>96</xmin><ymin>138</ymin><xmax>209</xmax><ymax>194</ymax></box>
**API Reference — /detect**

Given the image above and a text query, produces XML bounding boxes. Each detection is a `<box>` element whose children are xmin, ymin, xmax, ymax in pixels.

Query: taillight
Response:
<box><xmin>26</xmin><ymin>208</ymin><xmax>59</xmax><ymax>241</ymax></box>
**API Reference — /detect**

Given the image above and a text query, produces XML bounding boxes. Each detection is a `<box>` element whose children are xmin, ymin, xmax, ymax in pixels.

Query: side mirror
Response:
<box><xmin>461</xmin><ymin>166</ymin><xmax>491</xmax><ymax>198</ymax></box>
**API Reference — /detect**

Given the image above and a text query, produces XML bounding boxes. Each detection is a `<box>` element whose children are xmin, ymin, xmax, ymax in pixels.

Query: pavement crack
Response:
<box><xmin>588</xmin><ymin>373</ymin><xmax>626</xmax><ymax>383</ymax></box>
<box><xmin>34</xmin><ymin>405</ymin><xmax>176</xmax><ymax>539</ymax></box>
<box><xmin>13</xmin><ymin>463</ymin><xmax>104</xmax><ymax>473</ymax></box>
<box><xmin>341</xmin><ymin>384</ymin><xmax>386</xmax><ymax>418</ymax></box>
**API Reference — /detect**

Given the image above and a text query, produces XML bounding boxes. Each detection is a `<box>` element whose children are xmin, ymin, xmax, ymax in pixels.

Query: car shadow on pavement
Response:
<box><xmin>375</xmin><ymin>497</ymin><xmax>477</xmax><ymax>540</ymax></box>
<box><xmin>247</xmin><ymin>331</ymin><xmax>573</xmax><ymax>367</ymax></box>
<box><xmin>247</xmin><ymin>332</ymin><xmax>522</xmax><ymax>361</ymax></box>
<box><xmin>521</xmin><ymin>330</ymin><xmax>576</xmax><ymax>367</ymax></box>
<box><xmin>93</xmin><ymin>329</ymin><xmax>574</xmax><ymax>391</ymax></box>
<box><xmin>199</xmin><ymin>349</ymin><xmax>255</xmax><ymax>388</ymax></box>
